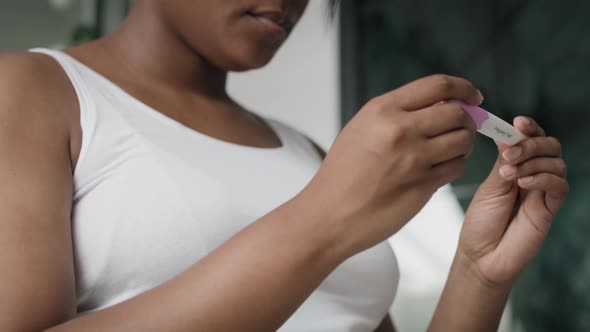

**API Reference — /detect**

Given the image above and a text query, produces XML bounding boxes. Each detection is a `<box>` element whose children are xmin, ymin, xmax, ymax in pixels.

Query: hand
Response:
<box><xmin>299</xmin><ymin>75</ymin><xmax>481</xmax><ymax>255</ymax></box>
<box><xmin>458</xmin><ymin>117</ymin><xmax>569</xmax><ymax>286</ymax></box>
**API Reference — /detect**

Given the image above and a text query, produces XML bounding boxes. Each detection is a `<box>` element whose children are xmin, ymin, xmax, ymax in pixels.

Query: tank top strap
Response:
<box><xmin>28</xmin><ymin>48</ymin><xmax>97</xmax><ymax>177</ymax></box>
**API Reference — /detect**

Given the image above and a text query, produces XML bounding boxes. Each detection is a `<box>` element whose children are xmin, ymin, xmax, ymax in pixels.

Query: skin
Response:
<box><xmin>0</xmin><ymin>0</ymin><xmax>568</xmax><ymax>331</ymax></box>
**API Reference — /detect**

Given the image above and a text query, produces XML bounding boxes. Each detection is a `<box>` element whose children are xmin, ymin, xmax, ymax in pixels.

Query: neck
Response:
<box><xmin>99</xmin><ymin>2</ymin><xmax>229</xmax><ymax>100</ymax></box>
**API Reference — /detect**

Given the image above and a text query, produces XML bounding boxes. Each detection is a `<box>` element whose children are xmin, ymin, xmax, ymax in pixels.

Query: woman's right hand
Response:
<box><xmin>299</xmin><ymin>74</ymin><xmax>483</xmax><ymax>255</ymax></box>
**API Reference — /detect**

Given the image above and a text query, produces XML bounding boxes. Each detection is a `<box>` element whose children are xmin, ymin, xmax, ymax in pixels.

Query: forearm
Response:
<box><xmin>427</xmin><ymin>251</ymin><xmax>511</xmax><ymax>332</ymax></box>
<box><xmin>47</xmin><ymin>196</ymin><xmax>346</xmax><ymax>332</ymax></box>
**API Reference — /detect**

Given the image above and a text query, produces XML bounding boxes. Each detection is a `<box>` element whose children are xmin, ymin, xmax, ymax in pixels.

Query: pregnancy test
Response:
<box><xmin>452</xmin><ymin>101</ymin><xmax>528</xmax><ymax>146</ymax></box>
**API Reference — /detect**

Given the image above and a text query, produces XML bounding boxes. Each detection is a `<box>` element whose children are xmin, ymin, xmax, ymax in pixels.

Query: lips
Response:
<box><xmin>246</xmin><ymin>9</ymin><xmax>295</xmax><ymax>35</ymax></box>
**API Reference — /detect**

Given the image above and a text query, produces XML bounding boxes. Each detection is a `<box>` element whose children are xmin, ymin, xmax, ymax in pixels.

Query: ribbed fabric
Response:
<box><xmin>31</xmin><ymin>48</ymin><xmax>398</xmax><ymax>332</ymax></box>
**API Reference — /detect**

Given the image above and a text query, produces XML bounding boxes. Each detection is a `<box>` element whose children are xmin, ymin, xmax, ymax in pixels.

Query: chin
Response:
<box><xmin>220</xmin><ymin>47</ymin><xmax>281</xmax><ymax>72</ymax></box>
<box><xmin>228</xmin><ymin>56</ymin><xmax>274</xmax><ymax>72</ymax></box>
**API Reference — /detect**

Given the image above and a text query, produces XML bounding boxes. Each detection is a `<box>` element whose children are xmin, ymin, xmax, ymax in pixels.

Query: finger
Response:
<box><xmin>517</xmin><ymin>173</ymin><xmax>569</xmax><ymax>215</ymax></box>
<box><xmin>499</xmin><ymin>158</ymin><xmax>567</xmax><ymax>180</ymax></box>
<box><xmin>384</xmin><ymin>74</ymin><xmax>483</xmax><ymax>110</ymax></box>
<box><xmin>414</xmin><ymin>102</ymin><xmax>476</xmax><ymax>136</ymax></box>
<box><xmin>517</xmin><ymin>173</ymin><xmax>569</xmax><ymax>196</ymax></box>
<box><xmin>514</xmin><ymin>116</ymin><xmax>546</xmax><ymax>137</ymax></box>
<box><xmin>501</xmin><ymin>136</ymin><xmax>562</xmax><ymax>164</ymax></box>
<box><xmin>427</xmin><ymin>128</ymin><xmax>475</xmax><ymax>165</ymax></box>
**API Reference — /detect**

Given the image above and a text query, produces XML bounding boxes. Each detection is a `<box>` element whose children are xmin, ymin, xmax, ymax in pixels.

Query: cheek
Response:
<box><xmin>191</xmin><ymin>14</ymin><xmax>287</xmax><ymax>70</ymax></box>
<box><xmin>161</xmin><ymin>0</ymin><xmax>224</xmax><ymax>47</ymax></box>
<box><xmin>228</xmin><ymin>16</ymin><xmax>287</xmax><ymax>52</ymax></box>
<box><xmin>162</xmin><ymin>0</ymin><xmax>288</xmax><ymax>71</ymax></box>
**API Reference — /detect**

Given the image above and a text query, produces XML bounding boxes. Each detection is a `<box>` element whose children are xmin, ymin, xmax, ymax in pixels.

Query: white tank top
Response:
<box><xmin>31</xmin><ymin>48</ymin><xmax>398</xmax><ymax>332</ymax></box>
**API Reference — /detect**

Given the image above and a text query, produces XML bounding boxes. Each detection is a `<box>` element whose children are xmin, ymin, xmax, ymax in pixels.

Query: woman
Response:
<box><xmin>0</xmin><ymin>0</ymin><xmax>568</xmax><ymax>331</ymax></box>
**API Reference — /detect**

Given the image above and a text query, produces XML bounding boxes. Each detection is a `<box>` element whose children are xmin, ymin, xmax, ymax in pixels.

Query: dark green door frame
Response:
<box><xmin>339</xmin><ymin>0</ymin><xmax>364</xmax><ymax>126</ymax></box>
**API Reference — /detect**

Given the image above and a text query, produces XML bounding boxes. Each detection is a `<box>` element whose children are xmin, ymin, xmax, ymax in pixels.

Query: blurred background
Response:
<box><xmin>344</xmin><ymin>1</ymin><xmax>590</xmax><ymax>332</ymax></box>
<box><xmin>1</xmin><ymin>0</ymin><xmax>588</xmax><ymax>331</ymax></box>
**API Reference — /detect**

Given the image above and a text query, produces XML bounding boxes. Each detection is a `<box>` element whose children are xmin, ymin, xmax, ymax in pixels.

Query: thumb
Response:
<box><xmin>473</xmin><ymin>141</ymin><xmax>514</xmax><ymax>200</ymax></box>
<box><xmin>462</xmin><ymin>140</ymin><xmax>516</xmax><ymax>257</ymax></box>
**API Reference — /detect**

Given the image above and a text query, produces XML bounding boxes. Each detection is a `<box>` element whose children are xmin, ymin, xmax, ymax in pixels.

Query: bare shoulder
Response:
<box><xmin>0</xmin><ymin>51</ymin><xmax>79</xmax><ymax>160</ymax></box>
<box><xmin>0</xmin><ymin>51</ymin><xmax>78</xmax><ymax>130</ymax></box>
<box><xmin>0</xmin><ymin>51</ymin><xmax>70</xmax><ymax>88</ymax></box>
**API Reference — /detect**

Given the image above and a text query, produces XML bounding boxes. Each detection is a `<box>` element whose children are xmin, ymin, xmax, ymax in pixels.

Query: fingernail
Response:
<box><xmin>518</xmin><ymin>176</ymin><xmax>535</xmax><ymax>185</ymax></box>
<box><xmin>476</xmin><ymin>89</ymin><xmax>484</xmax><ymax>103</ymax></box>
<box><xmin>502</xmin><ymin>147</ymin><xmax>522</xmax><ymax>162</ymax></box>
<box><xmin>519</xmin><ymin>116</ymin><xmax>532</xmax><ymax>126</ymax></box>
<box><xmin>500</xmin><ymin>165</ymin><xmax>517</xmax><ymax>178</ymax></box>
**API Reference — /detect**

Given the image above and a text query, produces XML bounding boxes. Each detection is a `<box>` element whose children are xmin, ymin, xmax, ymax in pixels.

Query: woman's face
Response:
<box><xmin>156</xmin><ymin>0</ymin><xmax>309</xmax><ymax>71</ymax></box>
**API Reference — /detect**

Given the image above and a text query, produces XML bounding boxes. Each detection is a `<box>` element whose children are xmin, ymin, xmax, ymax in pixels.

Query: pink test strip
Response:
<box><xmin>451</xmin><ymin>100</ymin><xmax>527</xmax><ymax>146</ymax></box>
<box><xmin>460</xmin><ymin>103</ymin><xmax>489</xmax><ymax>130</ymax></box>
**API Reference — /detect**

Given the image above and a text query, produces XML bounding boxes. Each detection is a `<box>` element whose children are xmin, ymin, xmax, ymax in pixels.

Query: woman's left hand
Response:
<box><xmin>458</xmin><ymin>116</ymin><xmax>569</xmax><ymax>286</ymax></box>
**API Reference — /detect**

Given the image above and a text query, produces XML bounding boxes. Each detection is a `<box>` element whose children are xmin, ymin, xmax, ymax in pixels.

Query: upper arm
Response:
<box><xmin>0</xmin><ymin>52</ymin><xmax>79</xmax><ymax>331</ymax></box>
